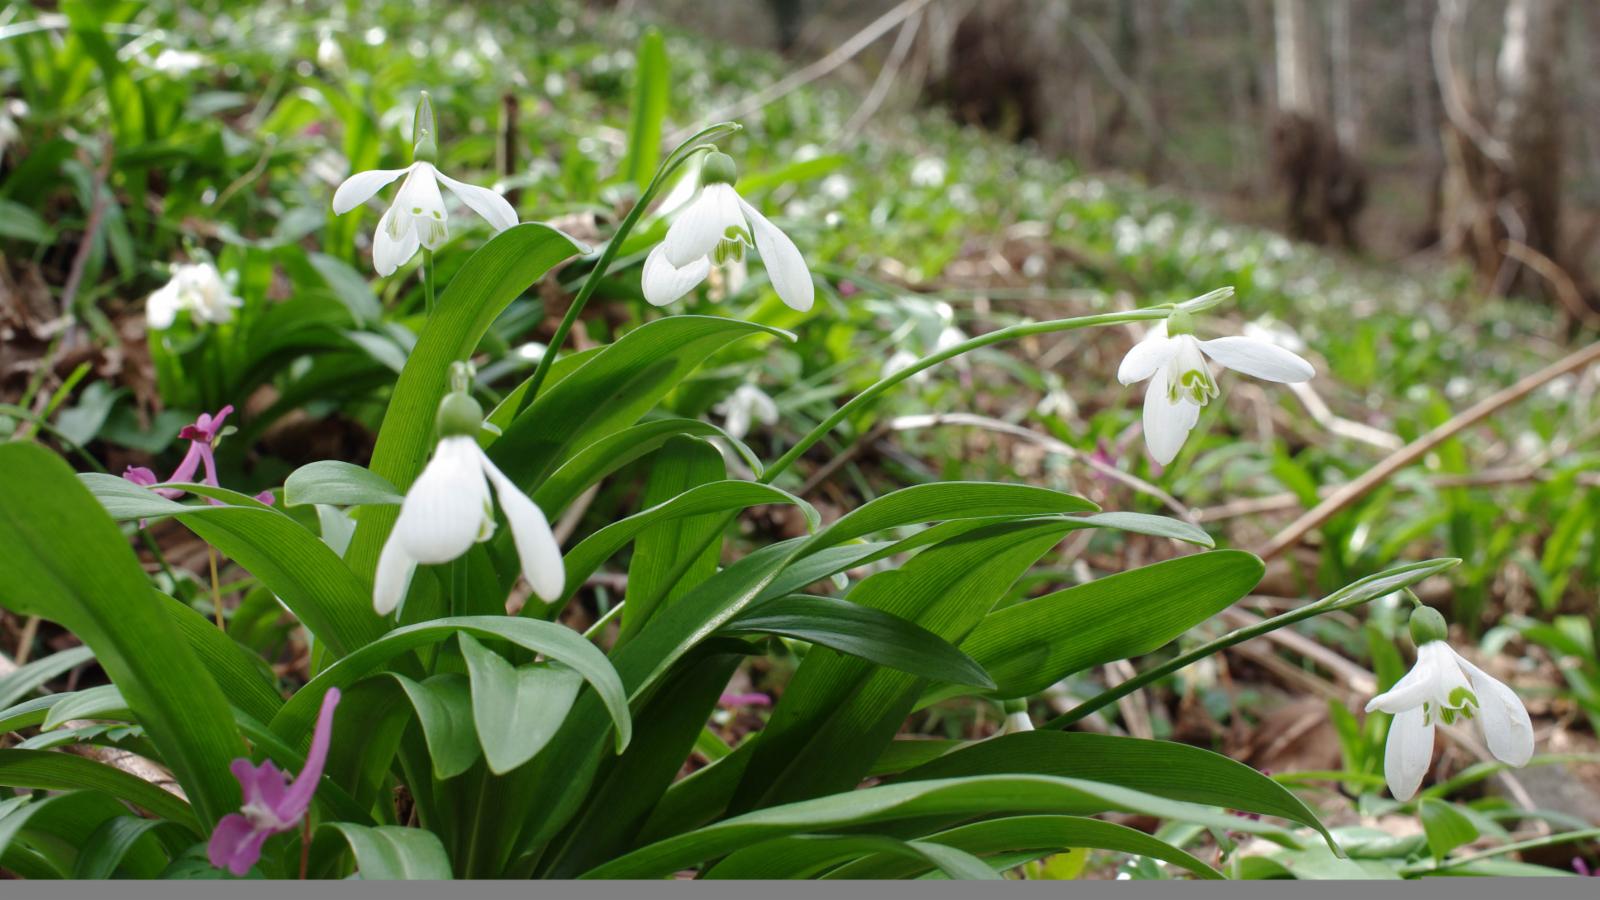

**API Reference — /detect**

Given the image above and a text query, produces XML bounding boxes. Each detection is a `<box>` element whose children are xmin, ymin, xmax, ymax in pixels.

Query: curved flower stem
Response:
<box><xmin>759</xmin><ymin>307</ymin><xmax>1172</xmax><ymax>484</ymax></box>
<box><xmin>422</xmin><ymin>249</ymin><xmax>436</xmax><ymax>317</ymax></box>
<box><xmin>1402</xmin><ymin>827</ymin><xmax>1600</xmax><ymax>876</ymax></box>
<box><xmin>513</xmin><ymin>122</ymin><xmax>744</xmax><ymax>418</ymax></box>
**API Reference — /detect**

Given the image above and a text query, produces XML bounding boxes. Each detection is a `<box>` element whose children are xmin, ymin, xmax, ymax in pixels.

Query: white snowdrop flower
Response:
<box><xmin>1117</xmin><ymin>306</ymin><xmax>1314</xmax><ymax>465</ymax></box>
<box><xmin>332</xmin><ymin>93</ymin><xmax>517</xmax><ymax>276</ymax></box>
<box><xmin>0</xmin><ymin>99</ymin><xmax>23</xmax><ymax>164</ymax></box>
<box><xmin>715</xmin><ymin>383</ymin><xmax>779</xmax><ymax>441</ymax></box>
<box><xmin>146</xmin><ymin>262</ymin><xmax>243</xmax><ymax>330</ymax></box>
<box><xmin>151</xmin><ymin>48</ymin><xmax>206</xmax><ymax>75</ymax></box>
<box><xmin>316</xmin><ymin>32</ymin><xmax>346</xmax><ymax>72</ymax></box>
<box><xmin>642</xmin><ymin>151</ymin><xmax>813</xmax><ymax>312</ymax></box>
<box><xmin>373</xmin><ymin>392</ymin><xmax>562</xmax><ymax>615</ymax></box>
<box><xmin>1366</xmin><ymin>607</ymin><xmax>1533</xmax><ymax>801</ymax></box>
<box><xmin>882</xmin><ymin>350</ymin><xmax>922</xmax><ymax>383</ymax></box>
<box><xmin>820</xmin><ymin>174</ymin><xmax>851</xmax><ymax>201</ymax></box>
<box><xmin>1001</xmin><ymin>709</ymin><xmax>1034</xmax><ymax>736</ymax></box>
<box><xmin>910</xmin><ymin>157</ymin><xmax>947</xmax><ymax>187</ymax></box>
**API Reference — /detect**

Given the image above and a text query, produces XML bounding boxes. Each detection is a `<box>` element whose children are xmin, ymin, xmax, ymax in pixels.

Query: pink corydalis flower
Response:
<box><xmin>208</xmin><ymin>688</ymin><xmax>341</xmax><ymax>877</ymax></box>
<box><xmin>122</xmin><ymin>405</ymin><xmax>275</xmax><ymax>507</ymax></box>
<box><xmin>718</xmin><ymin>692</ymin><xmax>772</xmax><ymax>709</ymax></box>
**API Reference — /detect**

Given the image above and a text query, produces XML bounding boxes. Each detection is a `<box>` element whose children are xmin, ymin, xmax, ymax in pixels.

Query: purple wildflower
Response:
<box><xmin>207</xmin><ymin>688</ymin><xmax>341</xmax><ymax>876</ymax></box>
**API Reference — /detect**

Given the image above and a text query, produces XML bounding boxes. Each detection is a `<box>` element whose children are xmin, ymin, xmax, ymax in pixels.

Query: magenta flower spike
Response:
<box><xmin>207</xmin><ymin>687</ymin><xmax>341</xmax><ymax>877</ymax></box>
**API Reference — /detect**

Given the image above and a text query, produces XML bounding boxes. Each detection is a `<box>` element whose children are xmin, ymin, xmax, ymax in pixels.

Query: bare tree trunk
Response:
<box><xmin>1329</xmin><ymin>0</ymin><xmax>1359</xmax><ymax>152</ymax></box>
<box><xmin>1270</xmin><ymin>0</ymin><xmax>1365</xmax><ymax>247</ymax></box>
<box><xmin>1434</xmin><ymin>0</ymin><xmax>1590</xmax><ymax>319</ymax></box>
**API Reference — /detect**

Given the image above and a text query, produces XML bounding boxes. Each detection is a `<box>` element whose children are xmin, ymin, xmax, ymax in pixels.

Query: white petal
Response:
<box><xmin>332</xmin><ymin>166</ymin><xmax>411</xmax><ymax>214</ymax></box>
<box><xmin>641</xmin><ymin>242</ymin><xmax>711</xmax><ymax>306</ymax></box>
<box><xmin>737</xmin><ymin>197</ymin><xmax>814</xmax><ymax>312</ymax></box>
<box><xmin>393</xmin><ymin>164</ymin><xmax>449</xmax><ymax>250</ymax></box>
<box><xmin>1198</xmin><ymin>336</ymin><xmax>1315</xmax><ymax>383</ymax></box>
<box><xmin>146</xmin><ymin>284</ymin><xmax>180</xmax><ymax>329</ymax></box>
<box><xmin>372</xmin><ymin>207</ymin><xmax>420</xmax><ymax>277</ymax></box>
<box><xmin>372</xmin><ymin>536</ymin><xmax>418</xmax><ymax>615</ymax></box>
<box><xmin>478</xmin><ymin>451</ymin><xmax>565</xmax><ymax>603</ymax></box>
<box><xmin>436</xmin><ymin>170</ymin><xmax>518</xmax><ymax>232</ymax></box>
<box><xmin>394</xmin><ymin>436</ymin><xmax>491</xmax><ymax>565</ymax></box>
<box><xmin>662</xmin><ymin>183</ymin><xmax>741</xmax><ymax>268</ymax></box>
<box><xmin>744</xmin><ymin>385</ymin><xmax>779</xmax><ymax>426</ymax></box>
<box><xmin>1117</xmin><ymin>327</ymin><xmax>1176</xmax><ymax>385</ymax></box>
<box><xmin>1141</xmin><ymin>368</ymin><xmax>1198</xmax><ymax>465</ymax></box>
<box><xmin>1383</xmin><ymin>705</ymin><xmax>1435</xmax><ymax>802</ymax></box>
<box><xmin>1453</xmin><ymin>650</ymin><xmax>1534</xmax><ymax>767</ymax></box>
<box><xmin>1364</xmin><ymin>656</ymin><xmax>1435</xmax><ymax>714</ymax></box>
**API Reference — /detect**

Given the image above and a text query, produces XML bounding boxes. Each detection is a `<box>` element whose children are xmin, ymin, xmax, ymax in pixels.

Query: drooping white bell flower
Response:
<box><xmin>1365</xmin><ymin>607</ymin><xmax>1534</xmax><ymax>801</ymax></box>
<box><xmin>373</xmin><ymin>391</ymin><xmax>562</xmax><ymax>615</ymax></box>
<box><xmin>332</xmin><ymin>93</ymin><xmax>517</xmax><ymax>277</ymax></box>
<box><xmin>715</xmin><ymin>383</ymin><xmax>779</xmax><ymax>440</ymax></box>
<box><xmin>146</xmin><ymin>262</ymin><xmax>243</xmax><ymax>330</ymax></box>
<box><xmin>1117</xmin><ymin>308</ymin><xmax>1314</xmax><ymax>465</ymax></box>
<box><xmin>642</xmin><ymin>151</ymin><xmax>813</xmax><ymax>312</ymax></box>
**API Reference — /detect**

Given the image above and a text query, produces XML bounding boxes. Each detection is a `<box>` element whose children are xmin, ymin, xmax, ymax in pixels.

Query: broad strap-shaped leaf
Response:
<box><xmin>533</xmin><ymin>417</ymin><xmax>761</xmax><ymax>516</ymax></box>
<box><xmin>579</xmin><ymin>774</ymin><xmax>1295</xmax><ymax>878</ymax></box>
<box><xmin>380</xmin><ymin>673</ymin><xmax>480</xmax><ymax>781</ymax></box>
<box><xmin>0</xmin><ymin>749</ymin><xmax>197</xmax><ymax>833</ymax></box>
<box><xmin>345</xmin><ymin>223</ymin><xmax>588</xmax><ymax>584</ymax></box>
<box><xmin>619</xmin><ymin>436</ymin><xmax>729</xmax><ymax>642</ymax></box>
<box><xmin>82</xmin><ymin>473</ymin><xmax>384</xmax><ymax>657</ymax></box>
<box><xmin>724</xmin><ymin>595</ymin><xmax>995</xmax><ymax>688</ymax></box>
<box><xmin>823</xmin><ymin>815</ymin><xmax>1222</xmax><ymax>880</ymax></box>
<box><xmin>316</xmin><ymin>822</ymin><xmax>454</xmax><ymax>880</ymax></box>
<box><xmin>705</xmin><ymin>833</ymin><xmax>1000</xmax><ymax>880</ymax></box>
<box><xmin>798</xmin><ymin>482</ymin><xmax>1097</xmax><ymax>555</ymax></box>
<box><xmin>0</xmin><ymin>646</ymin><xmax>94</xmax><ymax>709</ymax></box>
<box><xmin>72</xmin><ymin>816</ymin><xmax>191</xmax><ymax>879</ymax></box>
<box><xmin>268</xmin><ymin>616</ymin><xmax>629</xmax><ymax>756</ymax></box>
<box><xmin>460</xmin><ymin>634</ymin><xmax>584</xmax><ymax>775</ymax></box>
<box><xmin>283</xmin><ymin>460</ymin><xmax>403</xmax><ymax>507</ymax></box>
<box><xmin>0</xmin><ymin>445</ymin><xmax>242</xmax><ymax>829</ymax></box>
<box><xmin>728</xmin><ymin>520</ymin><xmax>1074</xmax><ymax>814</ymax></box>
<box><xmin>890</xmin><ymin>731</ymin><xmax>1334</xmax><ymax>849</ymax></box>
<box><xmin>922</xmin><ymin>550</ymin><xmax>1263</xmax><ymax>705</ymax></box>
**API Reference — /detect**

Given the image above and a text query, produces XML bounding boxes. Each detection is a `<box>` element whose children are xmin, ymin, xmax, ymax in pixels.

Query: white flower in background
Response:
<box><xmin>1001</xmin><ymin>709</ymin><xmax>1034</xmax><ymax>736</ymax></box>
<box><xmin>715</xmin><ymin>383</ymin><xmax>779</xmax><ymax>441</ymax></box>
<box><xmin>1117</xmin><ymin>309</ymin><xmax>1314</xmax><ymax>465</ymax></box>
<box><xmin>332</xmin><ymin>93</ymin><xmax>517</xmax><ymax>276</ymax></box>
<box><xmin>642</xmin><ymin>151</ymin><xmax>813</xmax><ymax>312</ymax></box>
<box><xmin>146</xmin><ymin>262</ymin><xmax>243</xmax><ymax>330</ymax></box>
<box><xmin>881</xmin><ymin>350</ymin><xmax>922</xmax><ymax>383</ymax></box>
<box><xmin>1365</xmin><ymin>607</ymin><xmax>1533</xmax><ymax>801</ymax></box>
<box><xmin>0</xmin><ymin>99</ymin><xmax>24</xmax><ymax>164</ymax></box>
<box><xmin>151</xmin><ymin>48</ymin><xmax>206</xmax><ymax>75</ymax></box>
<box><xmin>374</xmin><ymin>391</ymin><xmax>562</xmax><ymax>615</ymax></box>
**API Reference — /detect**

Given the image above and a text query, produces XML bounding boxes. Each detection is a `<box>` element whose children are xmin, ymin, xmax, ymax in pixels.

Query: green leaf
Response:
<box><xmin>800</xmin><ymin>482</ymin><xmax>1097</xmax><ymax>555</ymax></box>
<box><xmin>344</xmin><ymin>223</ymin><xmax>587</xmax><ymax>584</ymax></box>
<box><xmin>284</xmin><ymin>460</ymin><xmax>403</xmax><ymax>508</ymax></box>
<box><xmin>317</xmin><ymin>822</ymin><xmax>453</xmax><ymax>880</ymax></box>
<box><xmin>725</xmin><ymin>595</ymin><xmax>995</xmax><ymax>688</ymax></box>
<box><xmin>0</xmin><ymin>199</ymin><xmax>52</xmax><ymax>243</ymax></box>
<box><xmin>891</xmin><ymin>731</ymin><xmax>1334</xmax><ymax>849</ymax></box>
<box><xmin>0</xmin><ymin>791</ymin><xmax>168</xmax><ymax>877</ymax></box>
<box><xmin>558</xmin><ymin>480</ymin><xmax>815</xmax><ymax>609</ymax></box>
<box><xmin>0</xmin><ymin>445</ymin><xmax>242</xmax><ymax>829</ymax></box>
<box><xmin>81</xmin><ymin>473</ymin><xmax>385</xmax><ymax>658</ymax></box>
<box><xmin>579</xmin><ymin>774</ymin><xmax>1294</xmax><ymax>878</ymax></box>
<box><xmin>620</xmin><ymin>436</ymin><xmax>728</xmax><ymax>641</ymax></box>
<box><xmin>269</xmin><ymin>616</ymin><xmax>629</xmax><ymax>755</ymax></box>
<box><xmin>0</xmin><ymin>749</ymin><xmax>197</xmax><ymax>832</ymax></box>
<box><xmin>460</xmin><ymin>634</ymin><xmax>584</xmax><ymax>775</ymax></box>
<box><xmin>381</xmin><ymin>673</ymin><xmax>479</xmax><ymax>781</ymax></box>
<box><xmin>929</xmin><ymin>550</ymin><xmax>1263</xmax><ymax>703</ymax></box>
<box><xmin>42</xmin><ymin>684</ymin><xmax>128</xmax><ymax>731</ymax></box>
<box><xmin>1419</xmin><ymin>798</ymin><xmax>1478</xmax><ymax>861</ymax></box>
<box><xmin>621</xmin><ymin>28</ymin><xmax>669</xmax><ymax>189</ymax></box>
<box><xmin>532</xmin><ymin>417</ymin><xmax>761</xmax><ymax>516</ymax></box>
<box><xmin>705</xmin><ymin>833</ymin><xmax>1000</xmax><ymax>880</ymax></box>
<box><xmin>73</xmin><ymin>816</ymin><xmax>188</xmax><ymax>879</ymax></box>
<box><xmin>729</xmin><ymin>520</ymin><xmax>1074</xmax><ymax>813</ymax></box>
<box><xmin>1071</xmin><ymin>511</ymin><xmax>1214</xmax><ymax>547</ymax></box>
<box><xmin>0</xmin><ymin>646</ymin><xmax>95</xmax><ymax>709</ymax></box>
<box><xmin>824</xmin><ymin>815</ymin><xmax>1222</xmax><ymax>880</ymax></box>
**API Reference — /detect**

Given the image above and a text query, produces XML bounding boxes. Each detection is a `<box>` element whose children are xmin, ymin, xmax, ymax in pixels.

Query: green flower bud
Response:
<box><xmin>1408</xmin><ymin>606</ymin><xmax>1449</xmax><ymax>647</ymax></box>
<box><xmin>700</xmin><ymin>151</ymin><xmax>738</xmax><ymax>187</ymax></box>
<box><xmin>412</xmin><ymin>92</ymin><xmax>438</xmax><ymax>164</ymax></box>
<box><xmin>435</xmin><ymin>391</ymin><xmax>484</xmax><ymax>438</ymax></box>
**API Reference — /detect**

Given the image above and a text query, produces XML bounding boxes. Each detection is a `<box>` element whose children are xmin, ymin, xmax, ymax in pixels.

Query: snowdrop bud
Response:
<box><xmin>700</xmin><ymin>151</ymin><xmax>738</xmax><ymax>187</ymax></box>
<box><xmin>412</xmin><ymin>92</ymin><xmax>437</xmax><ymax>164</ymax></box>
<box><xmin>1409</xmin><ymin>606</ymin><xmax>1449</xmax><ymax>647</ymax></box>
<box><xmin>436</xmin><ymin>391</ymin><xmax>484</xmax><ymax>438</ymax></box>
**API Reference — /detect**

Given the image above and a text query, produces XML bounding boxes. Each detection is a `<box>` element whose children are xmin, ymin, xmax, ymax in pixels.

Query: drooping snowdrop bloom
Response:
<box><xmin>122</xmin><ymin>405</ymin><xmax>275</xmax><ymax>508</ymax></box>
<box><xmin>208</xmin><ymin>687</ymin><xmax>340</xmax><ymax>876</ymax></box>
<box><xmin>1365</xmin><ymin>607</ymin><xmax>1534</xmax><ymax>802</ymax></box>
<box><xmin>373</xmin><ymin>390</ymin><xmax>563</xmax><ymax>615</ymax></box>
<box><xmin>1117</xmin><ymin>308</ymin><xmax>1314</xmax><ymax>465</ymax></box>
<box><xmin>642</xmin><ymin>151</ymin><xmax>814</xmax><ymax>312</ymax></box>
<box><xmin>331</xmin><ymin>93</ymin><xmax>517</xmax><ymax>276</ymax></box>
<box><xmin>146</xmin><ymin>262</ymin><xmax>243</xmax><ymax>330</ymax></box>
<box><xmin>715</xmin><ymin>383</ymin><xmax>779</xmax><ymax>440</ymax></box>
